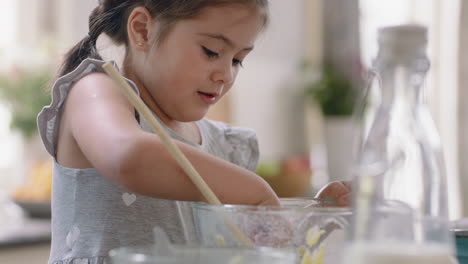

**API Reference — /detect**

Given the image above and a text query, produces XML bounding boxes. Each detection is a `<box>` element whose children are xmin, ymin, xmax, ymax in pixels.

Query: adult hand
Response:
<box><xmin>315</xmin><ymin>180</ymin><xmax>351</xmax><ymax>207</ymax></box>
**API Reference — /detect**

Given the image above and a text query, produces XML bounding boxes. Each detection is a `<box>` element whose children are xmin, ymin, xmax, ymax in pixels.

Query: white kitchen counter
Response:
<box><xmin>0</xmin><ymin>218</ymin><xmax>51</xmax><ymax>263</ymax></box>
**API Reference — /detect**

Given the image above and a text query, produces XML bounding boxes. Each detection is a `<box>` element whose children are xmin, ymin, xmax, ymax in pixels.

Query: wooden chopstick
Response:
<box><xmin>103</xmin><ymin>62</ymin><xmax>221</xmax><ymax>205</ymax></box>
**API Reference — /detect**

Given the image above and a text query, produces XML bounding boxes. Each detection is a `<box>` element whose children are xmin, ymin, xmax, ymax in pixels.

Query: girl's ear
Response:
<box><xmin>127</xmin><ymin>6</ymin><xmax>155</xmax><ymax>51</ymax></box>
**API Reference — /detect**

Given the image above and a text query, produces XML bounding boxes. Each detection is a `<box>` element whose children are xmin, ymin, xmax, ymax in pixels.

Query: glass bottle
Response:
<box><xmin>344</xmin><ymin>25</ymin><xmax>457</xmax><ymax>263</ymax></box>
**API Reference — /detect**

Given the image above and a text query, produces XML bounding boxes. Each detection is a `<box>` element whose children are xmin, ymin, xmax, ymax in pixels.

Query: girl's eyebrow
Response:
<box><xmin>198</xmin><ymin>33</ymin><xmax>254</xmax><ymax>51</ymax></box>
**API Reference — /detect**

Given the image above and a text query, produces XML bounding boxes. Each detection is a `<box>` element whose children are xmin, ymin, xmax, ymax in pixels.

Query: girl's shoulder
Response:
<box><xmin>37</xmin><ymin>58</ymin><xmax>134</xmax><ymax>157</ymax></box>
<box><xmin>200</xmin><ymin>119</ymin><xmax>257</xmax><ymax>142</ymax></box>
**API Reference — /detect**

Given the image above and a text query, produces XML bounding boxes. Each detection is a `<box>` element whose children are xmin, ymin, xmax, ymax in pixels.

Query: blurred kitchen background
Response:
<box><xmin>0</xmin><ymin>0</ymin><xmax>466</xmax><ymax>262</ymax></box>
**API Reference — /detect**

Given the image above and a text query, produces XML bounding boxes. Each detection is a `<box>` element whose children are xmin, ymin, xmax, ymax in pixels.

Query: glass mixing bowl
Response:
<box><xmin>181</xmin><ymin>198</ymin><xmax>351</xmax><ymax>264</ymax></box>
<box><xmin>109</xmin><ymin>245</ymin><xmax>297</xmax><ymax>264</ymax></box>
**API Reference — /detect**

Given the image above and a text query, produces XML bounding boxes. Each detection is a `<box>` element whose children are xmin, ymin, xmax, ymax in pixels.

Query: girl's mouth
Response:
<box><xmin>197</xmin><ymin>91</ymin><xmax>217</xmax><ymax>105</ymax></box>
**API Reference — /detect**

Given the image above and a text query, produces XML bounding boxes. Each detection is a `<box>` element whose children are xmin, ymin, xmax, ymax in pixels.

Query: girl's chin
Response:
<box><xmin>177</xmin><ymin>109</ymin><xmax>209</xmax><ymax>122</ymax></box>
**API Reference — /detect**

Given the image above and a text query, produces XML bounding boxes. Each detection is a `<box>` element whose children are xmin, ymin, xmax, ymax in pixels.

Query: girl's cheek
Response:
<box><xmin>221</xmin><ymin>84</ymin><xmax>234</xmax><ymax>97</ymax></box>
<box><xmin>227</xmin><ymin>71</ymin><xmax>238</xmax><ymax>86</ymax></box>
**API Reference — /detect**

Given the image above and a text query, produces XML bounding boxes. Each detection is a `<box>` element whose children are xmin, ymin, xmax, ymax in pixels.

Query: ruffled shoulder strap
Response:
<box><xmin>223</xmin><ymin>123</ymin><xmax>259</xmax><ymax>171</ymax></box>
<box><xmin>199</xmin><ymin>119</ymin><xmax>259</xmax><ymax>171</ymax></box>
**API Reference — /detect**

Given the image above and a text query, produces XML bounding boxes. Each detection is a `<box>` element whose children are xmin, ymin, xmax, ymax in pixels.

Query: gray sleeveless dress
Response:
<box><xmin>37</xmin><ymin>58</ymin><xmax>259</xmax><ymax>264</ymax></box>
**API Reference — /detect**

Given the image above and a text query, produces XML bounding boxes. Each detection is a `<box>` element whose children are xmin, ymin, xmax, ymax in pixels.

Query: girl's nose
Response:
<box><xmin>211</xmin><ymin>62</ymin><xmax>234</xmax><ymax>85</ymax></box>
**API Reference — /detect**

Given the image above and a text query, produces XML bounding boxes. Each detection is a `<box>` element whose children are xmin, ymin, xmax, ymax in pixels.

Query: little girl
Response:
<box><xmin>37</xmin><ymin>0</ymin><xmax>350</xmax><ymax>263</ymax></box>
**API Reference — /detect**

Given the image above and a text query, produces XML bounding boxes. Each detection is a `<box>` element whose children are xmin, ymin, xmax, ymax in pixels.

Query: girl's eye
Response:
<box><xmin>202</xmin><ymin>46</ymin><xmax>244</xmax><ymax>68</ymax></box>
<box><xmin>202</xmin><ymin>46</ymin><xmax>219</xmax><ymax>58</ymax></box>
<box><xmin>232</xmin><ymin>58</ymin><xmax>243</xmax><ymax>67</ymax></box>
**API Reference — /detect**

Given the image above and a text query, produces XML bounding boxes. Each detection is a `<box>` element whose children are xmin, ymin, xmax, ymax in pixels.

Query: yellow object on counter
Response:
<box><xmin>300</xmin><ymin>226</ymin><xmax>326</xmax><ymax>264</ymax></box>
<box><xmin>313</xmin><ymin>243</ymin><xmax>326</xmax><ymax>264</ymax></box>
<box><xmin>306</xmin><ymin>226</ymin><xmax>326</xmax><ymax>247</ymax></box>
<box><xmin>301</xmin><ymin>250</ymin><xmax>313</xmax><ymax>264</ymax></box>
<box><xmin>300</xmin><ymin>245</ymin><xmax>325</xmax><ymax>264</ymax></box>
<box><xmin>298</xmin><ymin>246</ymin><xmax>307</xmax><ymax>256</ymax></box>
<box><xmin>11</xmin><ymin>159</ymin><xmax>53</xmax><ymax>201</ymax></box>
<box><xmin>215</xmin><ymin>234</ymin><xmax>226</xmax><ymax>246</ymax></box>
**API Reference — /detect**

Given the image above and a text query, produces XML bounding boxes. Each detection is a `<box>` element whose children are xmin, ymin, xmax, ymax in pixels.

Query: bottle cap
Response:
<box><xmin>377</xmin><ymin>24</ymin><xmax>428</xmax><ymax>61</ymax></box>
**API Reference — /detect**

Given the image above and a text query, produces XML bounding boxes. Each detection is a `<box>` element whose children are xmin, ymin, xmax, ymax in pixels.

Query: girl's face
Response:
<box><xmin>137</xmin><ymin>5</ymin><xmax>265</xmax><ymax>122</ymax></box>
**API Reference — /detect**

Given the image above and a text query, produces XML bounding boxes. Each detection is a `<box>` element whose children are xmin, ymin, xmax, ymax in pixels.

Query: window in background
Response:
<box><xmin>0</xmin><ymin>0</ymin><xmax>25</xmax><ymax>192</ymax></box>
<box><xmin>0</xmin><ymin>0</ymin><xmax>61</xmax><ymax>193</ymax></box>
<box><xmin>0</xmin><ymin>0</ymin><xmax>17</xmax><ymax>70</ymax></box>
<box><xmin>359</xmin><ymin>0</ymin><xmax>461</xmax><ymax>219</ymax></box>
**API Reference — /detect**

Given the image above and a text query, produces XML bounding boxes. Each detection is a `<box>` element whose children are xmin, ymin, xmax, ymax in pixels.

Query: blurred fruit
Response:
<box><xmin>256</xmin><ymin>160</ymin><xmax>281</xmax><ymax>179</ymax></box>
<box><xmin>282</xmin><ymin>155</ymin><xmax>311</xmax><ymax>174</ymax></box>
<box><xmin>257</xmin><ymin>154</ymin><xmax>312</xmax><ymax>197</ymax></box>
<box><xmin>11</xmin><ymin>159</ymin><xmax>52</xmax><ymax>201</ymax></box>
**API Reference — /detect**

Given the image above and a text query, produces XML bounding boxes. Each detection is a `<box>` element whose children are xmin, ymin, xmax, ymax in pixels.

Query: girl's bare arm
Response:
<box><xmin>60</xmin><ymin>72</ymin><xmax>279</xmax><ymax>206</ymax></box>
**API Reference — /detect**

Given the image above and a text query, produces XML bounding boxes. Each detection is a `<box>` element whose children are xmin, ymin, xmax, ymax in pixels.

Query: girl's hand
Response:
<box><xmin>315</xmin><ymin>181</ymin><xmax>351</xmax><ymax>207</ymax></box>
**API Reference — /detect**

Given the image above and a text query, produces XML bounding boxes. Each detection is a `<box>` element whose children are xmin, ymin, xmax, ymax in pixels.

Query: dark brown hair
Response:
<box><xmin>58</xmin><ymin>0</ymin><xmax>269</xmax><ymax>77</ymax></box>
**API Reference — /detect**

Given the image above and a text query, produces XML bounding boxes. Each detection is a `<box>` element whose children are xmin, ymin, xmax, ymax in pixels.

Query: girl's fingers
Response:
<box><xmin>315</xmin><ymin>180</ymin><xmax>352</xmax><ymax>207</ymax></box>
<box><xmin>315</xmin><ymin>181</ymin><xmax>350</xmax><ymax>199</ymax></box>
<box><xmin>341</xmin><ymin>180</ymin><xmax>352</xmax><ymax>191</ymax></box>
<box><xmin>337</xmin><ymin>193</ymin><xmax>351</xmax><ymax>207</ymax></box>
